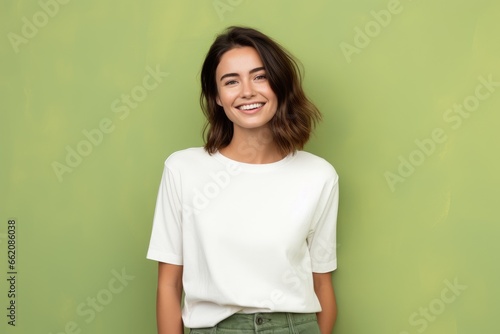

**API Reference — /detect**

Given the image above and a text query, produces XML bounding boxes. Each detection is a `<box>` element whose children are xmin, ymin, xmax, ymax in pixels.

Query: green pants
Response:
<box><xmin>190</xmin><ymin>312</ymin><xmax>321</xmax><ymax>334</ymax></box>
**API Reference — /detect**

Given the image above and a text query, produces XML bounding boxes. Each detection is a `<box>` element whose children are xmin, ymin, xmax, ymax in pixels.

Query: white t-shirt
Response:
<box><xmin>147</xmin><ymin>147</ymin><xmax>339</xmax><ymax>328</ymax></box>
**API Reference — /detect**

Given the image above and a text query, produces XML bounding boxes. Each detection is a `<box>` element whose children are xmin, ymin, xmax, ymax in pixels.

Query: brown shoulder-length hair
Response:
<box><xmin>200</xmin><ymin>26</ymin><xmax>322</xmax><ymax>156</ymax></box>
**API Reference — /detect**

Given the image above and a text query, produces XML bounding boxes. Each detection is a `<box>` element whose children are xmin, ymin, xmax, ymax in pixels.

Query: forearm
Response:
<box><xmin>156</xmin><ymin>263</ymin><xmax>184</xmax><ymax>334</ymax></box>
<box><xmin>157</xmin><ymin>285</ymin><xmax>183</xmax><ymax>334</ymax></box>
<box><xmin>316</xmin><ymin>285</ymin><xmax>337</xmax><ymax>333</ymax></box>
<box><xmin>314</xmin><ymin>273</ymin><xmax>337</xmax><ymax>334</ymax></box>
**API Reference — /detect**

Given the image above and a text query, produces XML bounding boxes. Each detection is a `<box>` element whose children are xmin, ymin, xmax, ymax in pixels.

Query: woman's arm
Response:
<box><xmin>313</xmin><ymin>272</ymin><xmax>337</xmax><ymax>334</ymax></box>
<box><xmin>157</xmin><ymin>262</ymin><xmax>184</xmax><ymax>334</ymax></box>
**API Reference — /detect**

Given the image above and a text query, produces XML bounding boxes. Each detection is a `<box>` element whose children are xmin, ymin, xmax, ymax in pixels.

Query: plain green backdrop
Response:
<box><xmin>1</xmin><ymin>0</ymin><xmax>499</xmax><ymax>333</ymax></box>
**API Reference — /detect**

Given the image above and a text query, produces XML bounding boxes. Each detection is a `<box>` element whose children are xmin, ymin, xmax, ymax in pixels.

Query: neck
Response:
<box><xmin>219</xmin><ymin>127</ymin><xmax>284</xmax><ymax>164</ymax></box>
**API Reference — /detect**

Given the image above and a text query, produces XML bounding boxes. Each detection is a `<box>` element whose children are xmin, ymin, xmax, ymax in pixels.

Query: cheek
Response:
<box><xmin>268</xmin><ymin>93</ymin><xmax>278</xmax><ymax>108</ymax></box>
<box><xmin>218</xmin><ymin>90</ymin><xmax>238</xmax><ymax>107</ymax></box>
<box><xmin>215</xmin><ymin>85</ymin><xmax>222</xmax><ymax>106</ymax></box>
<box><xmin>263</xmin><ymin>85</ymin><xmax>277</xmax><ymax>103</ymax></box>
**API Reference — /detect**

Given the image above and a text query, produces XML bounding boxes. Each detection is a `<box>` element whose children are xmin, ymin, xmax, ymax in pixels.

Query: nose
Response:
<box><xmin>240</xmin><ymin>79</ymin><xmax>255</xmax><ymax>98</ymax></box>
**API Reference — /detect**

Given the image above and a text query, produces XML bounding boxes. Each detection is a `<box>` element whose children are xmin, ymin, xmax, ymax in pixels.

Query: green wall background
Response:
<box><xmin>1</xmin><ymin>0</ymin><xmax>499</xmax><ymax>333</ymax></box>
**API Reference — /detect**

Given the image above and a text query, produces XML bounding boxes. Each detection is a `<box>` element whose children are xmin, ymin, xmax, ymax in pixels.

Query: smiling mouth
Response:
<box><xmin>237</xmin><ymin>103</ymin><xmax>265</xmax><ymax>111</ymax></box>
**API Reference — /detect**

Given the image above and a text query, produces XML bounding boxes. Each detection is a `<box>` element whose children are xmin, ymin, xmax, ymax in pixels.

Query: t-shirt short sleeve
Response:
<box><xmin>307</xmin><ymin>172</ymin><xmax>339</xmax><ymax>273</ymax></box>
<box><xmin>146</xmin><ymin>163</ymin><xmax>183</xmax><ymax>265</ymax></box>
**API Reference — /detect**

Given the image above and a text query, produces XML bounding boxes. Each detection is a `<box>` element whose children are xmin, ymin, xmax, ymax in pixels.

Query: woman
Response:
<box><xmin>147</xmin><ymin>26</ymin><xmax>339</xmax><ymax>333</ymax></box>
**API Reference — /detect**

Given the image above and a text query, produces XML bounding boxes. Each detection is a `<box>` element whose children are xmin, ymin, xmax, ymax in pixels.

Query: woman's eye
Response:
<box><xmin>225</xmin><ymin>80</ymin><xmax>237</xmax><ymax>86</ymax></box>
<box><xmin>255</xmin><ymin>74</ymin><xmax>267</xmax><ymax>80</ymax></box>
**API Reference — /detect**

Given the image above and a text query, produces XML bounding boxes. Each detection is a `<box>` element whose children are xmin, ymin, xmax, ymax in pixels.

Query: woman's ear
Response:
<box><xmin>216</xmin><ymin>96</ymin><xmax>222</xmax><ymax>106</ymax></box>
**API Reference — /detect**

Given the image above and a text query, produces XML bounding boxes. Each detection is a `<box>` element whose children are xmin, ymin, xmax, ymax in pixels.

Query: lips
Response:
<box><xmin>237</xmin><ymin>102</ymin><xmax>265</xmax><ymax>111</ymax></box>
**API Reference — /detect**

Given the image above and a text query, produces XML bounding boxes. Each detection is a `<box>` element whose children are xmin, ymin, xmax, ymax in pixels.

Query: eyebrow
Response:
<box><xmin>219</xmin><ymin>67</ymin><xmax>266</xmax><ymax>82</ymax></box>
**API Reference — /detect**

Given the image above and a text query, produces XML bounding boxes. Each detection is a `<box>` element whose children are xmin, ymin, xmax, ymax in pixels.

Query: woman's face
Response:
<box><xmin>215</xmin><ymin>46</ymin><xmax>278</xmax><ymax>134</ymax></box>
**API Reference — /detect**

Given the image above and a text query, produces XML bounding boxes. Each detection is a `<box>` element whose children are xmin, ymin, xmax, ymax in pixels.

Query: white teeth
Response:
<box><xmin>238</xmin><ymin>103</ymin><xmax>264</xmax><ymax>110</ymax></box>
